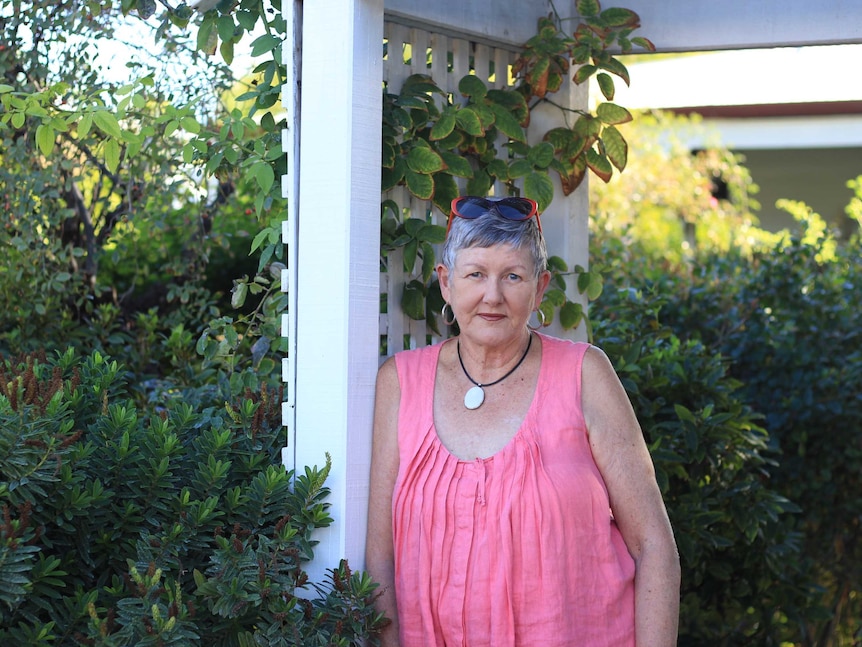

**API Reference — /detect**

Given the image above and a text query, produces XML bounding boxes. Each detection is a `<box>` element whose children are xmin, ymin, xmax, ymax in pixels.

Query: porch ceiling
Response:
<box><xmin>383</xmin><ymin>0</ymin><xmax>862</xmax><ymax>52</ymax></box>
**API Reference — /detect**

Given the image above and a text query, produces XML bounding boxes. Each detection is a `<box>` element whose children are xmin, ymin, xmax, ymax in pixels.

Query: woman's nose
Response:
<box><xmin>482</xmin><ymin>278</ymin><xmax>502</xmax><ymax>303</ymax></box>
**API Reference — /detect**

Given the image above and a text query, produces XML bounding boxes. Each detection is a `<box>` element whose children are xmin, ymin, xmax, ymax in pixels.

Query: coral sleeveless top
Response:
<box><xmin>392</xmin><ymin>333</ymin><xmax>635</xmax><ymax>647</ymax></box>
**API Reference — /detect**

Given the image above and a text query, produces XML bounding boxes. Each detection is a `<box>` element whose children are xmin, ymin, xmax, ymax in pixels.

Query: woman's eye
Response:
<box><xmin>507</xmin><ymin>273</ymin><xmax>521</xmax><ymax>281</ymax></box>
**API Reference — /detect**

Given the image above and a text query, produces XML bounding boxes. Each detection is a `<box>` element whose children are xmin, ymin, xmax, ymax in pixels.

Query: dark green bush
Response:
<box><xmin>591</xmin><ymin>286</ymin><xmax>812</xmax><ymax>646</ymax></box>
<box><xmin>592</xmin><ymin>217</ymin><xmax>861</xmax><ymax>645</ymax></box>
<box><xmin>654</xmin><ymin>225</ymin><xmax>862</xmax><ymax>646</ymax></box>
<box><xmin>0</xmin><ymin>350</ymin><xmax>385</xmax><ymax>646</ymax></box>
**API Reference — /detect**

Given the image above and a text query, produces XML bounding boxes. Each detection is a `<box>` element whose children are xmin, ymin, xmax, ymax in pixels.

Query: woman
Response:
<box><xmin>366</xmin><ymin>196</ymin><xmax>680</xmax><ymax>647</ymax></box>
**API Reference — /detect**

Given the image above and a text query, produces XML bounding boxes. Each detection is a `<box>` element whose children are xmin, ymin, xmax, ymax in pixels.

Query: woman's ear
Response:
<box><xmin>534</xmin><ymin>270</ymin><xmax>551</xmax><ymax>307</ymax></box>
<box><xmin>437</xmin><ymin>264</ymin><xmax>451</xmax><ymax>302</ymax></box>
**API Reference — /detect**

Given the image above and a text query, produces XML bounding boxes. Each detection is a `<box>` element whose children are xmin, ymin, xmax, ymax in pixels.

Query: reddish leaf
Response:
<box><xmin>586</xmin><ymin>148</ymin><xmax>612</xmax><ymax>183</ymax></box>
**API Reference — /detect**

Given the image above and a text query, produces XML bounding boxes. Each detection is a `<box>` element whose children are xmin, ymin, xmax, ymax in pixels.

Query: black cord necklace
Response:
<box><xmin>457</xmin><ymin>332</ymin><xmax>533</xmax><ymax>410</ymax></box>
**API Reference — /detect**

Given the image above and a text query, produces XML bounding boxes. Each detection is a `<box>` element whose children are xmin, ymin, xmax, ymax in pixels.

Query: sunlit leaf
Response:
<box><xmin>586</xmin><ymin>148</ymin><xmax>612</xmax><ymax>183</ymax></box>
<box><xmin>596</xmin><ymin>102</ymin><xmax>632</xmax><ymax>125</ymax></box>
<box><xmin>406</xmin><ymin>146</ymin><xmax>444</xmax><ymax>174</ymax></box>
<box><xmin>430</xmin><ymin>108</ymin><xmax>457</xmax><ymax>141</ymax></box>
<box><xmin>596</xmin><ymin>72</ymin><xmax>615</xmax><ymax>100</ymax></box>
<box><xmin>104</xmin><ymin>138</ymin><xmax>120</xmax><ymax>173</ymax></box>
<box><xmin>93</xmin><ymin>111</ymin><xmax>122</xmax><ymax>138</ymax></box>
<box><xmin>600</xmin><ymin>7</ymin><xmax>639</xmax><ymax>27</ymax></box>
<box><xmin>573</xmin><ymin>64</ymin><xmax>597</xmax><ymax>85</ymax></box>
<box><xmin>601</xmin><ymin>125</ymin><xmax>627</xmax><ymax>171</ymax></box>
<box><xmin>559</xmin><ymin>300</ymin><xmax>584</xmax><ymax>330</ymax></box>
<box><xmin>454</xmin><ymin>108</ymin><xmax>484</xmax><ymax>137</ymax></box>
<box><xmin>405</xmin><ymin>169</ymin><xmax>434</xmax><ymax>200</ymax></box>
<box><xmin>35</xmin><ymin>124</ymin><xmax>55</xmax><ymax>157</ymax></box>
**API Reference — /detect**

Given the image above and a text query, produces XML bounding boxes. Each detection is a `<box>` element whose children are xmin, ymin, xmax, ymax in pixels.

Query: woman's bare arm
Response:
<box><xmin>365</xmin><ymin>357</ymin><xmax>402</xmax><ymax>647</ymax></box>
<box><xmin>582</xmin><ymin>346</ymin><xmax>681</xmax><ymax>647</ymax></box>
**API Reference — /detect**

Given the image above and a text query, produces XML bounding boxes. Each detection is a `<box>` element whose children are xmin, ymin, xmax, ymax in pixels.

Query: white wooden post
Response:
<box><xmin>527</xmin><ymin>74</ymin><xmax>591</xmax><ymax>343</ymax></box>
<box><xmin>292</xmin><ymin>0</ymin><xmax>383</xmax><ymax>583</ymax></box>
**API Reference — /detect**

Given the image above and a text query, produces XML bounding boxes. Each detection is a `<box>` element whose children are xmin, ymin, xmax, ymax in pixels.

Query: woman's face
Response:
<box><xmin>438</xmin><ymin>243</ymin><xmax>550</xmax><ymax>348</ymax></box>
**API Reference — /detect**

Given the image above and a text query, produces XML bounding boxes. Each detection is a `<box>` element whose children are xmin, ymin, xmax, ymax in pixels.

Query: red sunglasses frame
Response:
<box><xmin>446</xmin><ymin>196</ymin><xmax>542</xmax><ymax>236</ymax></box>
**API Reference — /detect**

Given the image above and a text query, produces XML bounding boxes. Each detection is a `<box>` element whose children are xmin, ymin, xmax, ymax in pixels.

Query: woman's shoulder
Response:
<box><xmin>387</xmin><ymin>338</ymin><xmax>449</xmax><ymax>383</ymax></box>
<box><xmin>537</xmin><ymin>332</ymin><xmax>593</xmax><ymax>358</ymax></box>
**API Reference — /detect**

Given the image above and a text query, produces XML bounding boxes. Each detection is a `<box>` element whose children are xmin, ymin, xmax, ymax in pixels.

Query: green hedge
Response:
<box><xmin>0</xmin><ymin>350</ymin><xmax>384</xmax><ymax>646</ymax></box>
<box><xmin>592</xmin><ymin>223</ymin><xmax>861</xmax><ymax>645</ymax></box>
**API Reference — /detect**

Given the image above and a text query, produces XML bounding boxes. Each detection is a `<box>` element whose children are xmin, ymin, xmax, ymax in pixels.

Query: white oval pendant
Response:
<box><xmin>464</xmin><ymin>386</ymin><xmax>485</xmax><ymax>410</ymax></box>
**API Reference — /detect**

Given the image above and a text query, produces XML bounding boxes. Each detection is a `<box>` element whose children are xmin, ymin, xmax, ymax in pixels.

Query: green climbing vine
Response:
<box><xmin>381</xmin><ymin>0</ymin><xmax>654</xmax><ymax>336</ymax></box>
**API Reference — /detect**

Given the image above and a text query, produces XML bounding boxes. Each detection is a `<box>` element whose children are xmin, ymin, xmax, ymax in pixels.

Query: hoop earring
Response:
<box><xmin>442</xmin><ymin>303</ymin><xmax>456</xmax><ymax>326</ymax></box>
<box><xmin>528</xmin><ymin>308</ymin><xmax>546</xmax><ymax>331</ymax></box>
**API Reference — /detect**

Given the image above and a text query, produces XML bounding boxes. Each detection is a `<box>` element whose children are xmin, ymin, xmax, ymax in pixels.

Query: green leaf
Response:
<box><xmin>632</xmin><ymin>36</ymin><xmax>656</xmax><ymax>52</ymax></box>
<box><xmin>547</xmin><ymin>256</ymin><xmax>568</xmax><ymax>272</ymax></box>
<box><xmin>458</xmin><ymin>74</ymin><xmax>488</xmax><ymax>99</ymax></box>
<box><xmin>93</xmin><ymin>111</ymin><xmax>122</xmax><ymax>138</ymax></box>
<box><xmin>454</xmin><ymin>108</ymin><xmax>484</xmax><ymax>136</ymax></box>
<box><xmin>431</xmin><ymin>173</ymin><xmax>459</xmax><ymax>215</ymax></box>
<box><xmin>596</xmin><ymin>102</ymin><xmax>632</xmax><ymax>125</ymax></box>
<box><xmin>197</xmin><ymin>16</ymin><xmax>217</xmax><ymax>53</ymax></box>
<box><xmin>576</xmin><ymin>0</ymin><xmax>600</xmax><ymax>18</ymax></box>
<box><xmin>486</xmin><ymin>88</ymin><xmax>529</xmax><ymax>124</ymax></box>
<box><xmin>524</xmin><ymin>172</ymin><xmax>554</xmax><ymax>212</ymax></box>
<box><xmin>251</xmin><ymin>161</ymin><xmax>275</xmax><ymax>193</ymax></box>
<box><xmin>35</xmin><ymin>124</ymin><xmax>55</xmax><ymax>157</ymax></box>
<box><xmin>439</xmin><ymin>151</ymin><xmax>473</xmax><ymax>178</ymax></box>
<box><xmin>421</xmin><ymin>242</ymin><xmax>436</xmax><ymax>282</ymax></box>
<box><xmin>601</xmin><ymin>125</ymin><xmax>627</xmax><ymax>171</ymax></box>
<box><xmin>488</xmin><ymin>103</ymin><xmax>526</xmax><ymax>142</ymax></box>
<box><xmin>104</xmin><ymin>138</ymin><xmax>121</xmax><ymax>173</ymax></box>
<box><xmin>573</xmin><ymin>64</ymin><xmax>597</xmax><ymax>85</ymax></box>
<box><xmin>508</xmin><ymin>159</ymin><xmax>532</xmax><ymax>179</ymax></box>
<box><xmin>0</xmin><ymin>84</ymin><xmax>14</xmax><ymax>93</ymax></box>
<box><xmin>600</xmin><ymin>7</ymin><xmax>639</xmax><ymax>27</ymax></box>
<box><xmin>586</xmin><ymin>148</ymin><xmax>613</xmax><ymax>183</ymax></box>
<box><xmin>382</xmin><ymin>157</ymin><xmax>405</xmax><ymax>191</ymax></box>
<box><xmin>466</xmin><ymin>169</ymin><xmax>492</xmax><ymax>197</ymax></box>
<box><xmin>406</xmin><ymin>146</ymin><xmax>444</xmax><ymax>174</ymax></box>
<box><xmin>405</xmin><ymin>169</ymin><xmax>434</xmax><ymax>200</ymax></box>
<box><xmin>596</xmin><ymin>72</ymin><xmax>615</xmax><ymax>100</ymax></box>
<box><xmin>250</xmin><ymin>34</ymin><xmax>280</xmax><ymax>57</ymax></box>
<box><xmin>544</xmin><ymin>288</ymin><xmax>566</xmax><ymax>307</ymax></box>
<box><xmin>403</xmin><ymin>239</ymin><xmax>418</xmax><ymax>273</ymax></box>
<box><xmin>220</xmin><ymin>39</ymin><xmax>234</xmax><ymax>65</ymax></box>
<box><xmin>430</xmin><ymin>108</ymin><xmax>457</xmax><ymax>141</ymax></box>
<box><xmin>574</xmin><ymin>114</ymin><xmax>602</xmax><ymax>139</ymax></box>
<box><xmin>180</xmin><ymin>115</ymin><xmax>201</xmax><ymax>134</ymax></box>
<box><xmin>217</xmin><ymin>14</ymin><xmax>236</xmax><ymax>42</ymax></box>
<box><xmin>401</xmin><ymin>281</ymin><xmax>426</xmax><ymax>320</ymax></box>
<box><xmin>674</xmin><ymin>404</ymin><xmax>697</xmax><ymax>423</ymax></box>
<box><xmin>597</xmin><ymin>57</ymin><xmax>630</xmax><ymax>86</ymax></box>
<box><xmin>527</xmin><ymin>142</ymin><xmax>555</xmax><ymax>169</ymax></box>
<box><xmin>559</xmin><ymin>300</ymin><xmax>584</xmax><ymax>330</ymax></box>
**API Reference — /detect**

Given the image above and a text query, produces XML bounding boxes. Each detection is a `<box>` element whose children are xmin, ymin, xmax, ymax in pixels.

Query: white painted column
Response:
<box><xmin>527</xmin><ymin>74</ymin><xmax>591</xmax><ymax>342</ymax></box>
<box><xmin>293</xmin><ymin>0</ymin><xmax>383</xmax><ymax>582</ymax></box>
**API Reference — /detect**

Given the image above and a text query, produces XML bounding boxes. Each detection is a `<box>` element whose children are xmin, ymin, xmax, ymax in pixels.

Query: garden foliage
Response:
<box><xmin>0</xmin><ymin>350</ymin><xmax>385</xmax><ymax>645</ymax></box>
<box><xmin>591</xmin><ymin>203</ymin><xmax>862</xmax><ymax>645</ymax></box>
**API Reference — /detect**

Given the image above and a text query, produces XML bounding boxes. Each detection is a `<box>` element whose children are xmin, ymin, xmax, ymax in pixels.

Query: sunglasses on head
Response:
<box><xmin>447</xmin><ymin>196</ymin><xmax>541</xmax><ymax>236</ymax></box>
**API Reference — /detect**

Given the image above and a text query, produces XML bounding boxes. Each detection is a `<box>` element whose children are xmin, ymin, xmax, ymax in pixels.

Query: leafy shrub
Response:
<box><xmin>0</xmin><ymin>350</ymin><xmax>385</xmax><ymax>646</ymax></box>
<box><xmin>651</xmin><ymin>216</ymin><xmax>862</xmax><ymax>646</ymax></box>
<box><xmin>591</xmin><ymin>285</ymin><xmax>813</xmax><ymax>645</ymax></box>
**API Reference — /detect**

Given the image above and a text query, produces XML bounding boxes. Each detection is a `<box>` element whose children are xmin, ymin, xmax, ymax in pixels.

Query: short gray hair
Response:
<box><xmin>441</xmin><ymin>210</ymin><xmax>548</xmax><ymax>277</ymax></box>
